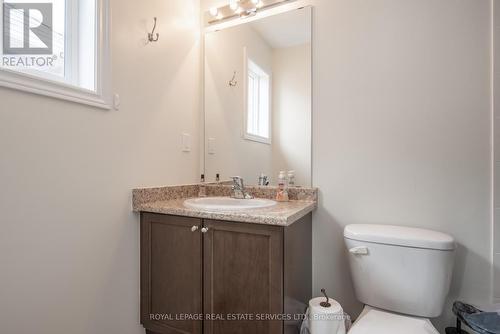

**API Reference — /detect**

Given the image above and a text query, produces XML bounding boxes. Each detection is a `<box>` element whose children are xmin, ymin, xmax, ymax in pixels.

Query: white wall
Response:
<box><xmin>205</xmin><ymin>23</ymin><xmax>274</xmax><ymax>183</ymax></box>
<box><xmin>272</xmin><ymin>43</ymin><xmax>312</xmax><ymax>187</ymax></box>
<box><xmin>0</xmin><ymin>1</ymin><xmax>201</xmax><ymax>333</ymax></box>
<box><xmin>201</xmin><ymin>1</ymin><xmax>493</xmax><ymax>332</ymax></box>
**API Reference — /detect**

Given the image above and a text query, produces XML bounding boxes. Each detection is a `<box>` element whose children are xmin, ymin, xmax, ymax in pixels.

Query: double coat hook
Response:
<box><xmin>229</xmin><ymin>71</ymin><xmax>237</xmax><ymax>87</ymax></box>
<box><xmin>147</xmin><ymin>17</ymin><xmax>159</xmax><ymax>43</ymax></box>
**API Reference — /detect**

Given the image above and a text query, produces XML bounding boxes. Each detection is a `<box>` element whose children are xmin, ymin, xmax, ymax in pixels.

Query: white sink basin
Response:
<box><xmin>184</xmin><ymin>197</ymin><xmax>277</xmax><ymax>211</ymax></box>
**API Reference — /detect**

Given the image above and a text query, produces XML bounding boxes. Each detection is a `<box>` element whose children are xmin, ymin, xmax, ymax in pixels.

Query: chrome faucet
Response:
<box><xmin>258</xmin><ymin>173</ymin><xmax>269</xmax><ymax>186</ymax></box>
<box><xmin>231</xmin><ymin>176</ymin><xmax>253</xmax><ymax>199</ymax></box>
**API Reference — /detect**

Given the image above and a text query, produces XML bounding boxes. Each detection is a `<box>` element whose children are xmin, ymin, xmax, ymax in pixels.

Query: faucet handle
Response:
<box><xmin>231</xmin><ymin>176</ymin><xmax>243</xmax><ymax>187</ymax></box>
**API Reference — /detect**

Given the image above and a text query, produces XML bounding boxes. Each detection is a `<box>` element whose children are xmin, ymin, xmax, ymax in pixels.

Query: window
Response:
<box><xmin>245</xmin><ymin>56</ymin><xmax>271</xmax><ymax>144</ymax></box>
<box><xmin>0</xmin><ymin>0</ymin><xmax>111</xmax><ymax>109</ymax></box>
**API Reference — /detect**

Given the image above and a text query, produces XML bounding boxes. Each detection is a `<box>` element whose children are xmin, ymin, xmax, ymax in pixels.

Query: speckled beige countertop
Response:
<box><xmin>132</xmin><ymin>183</ymin><xmax>317</xmax><ymax>226</ymax></box>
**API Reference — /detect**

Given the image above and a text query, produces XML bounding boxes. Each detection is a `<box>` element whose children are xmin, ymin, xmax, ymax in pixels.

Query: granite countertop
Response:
<box><xmin>132</xmin><ymin>183</ymin><xmax>317</xmax><ymax>226</ymax></box>
<box><xmin>134</xmin><ymin>198</ymin><xmax>316</xmax><ymax>226</ymax></box>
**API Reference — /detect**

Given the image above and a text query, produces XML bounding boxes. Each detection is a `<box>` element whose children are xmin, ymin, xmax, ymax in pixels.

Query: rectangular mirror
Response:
<box><xmin>204</xmin><ymin>6</ymin><xmax>312</xmax><ymax>186</ymax></box>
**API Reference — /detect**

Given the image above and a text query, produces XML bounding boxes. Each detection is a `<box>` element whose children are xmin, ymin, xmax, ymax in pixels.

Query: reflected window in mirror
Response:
<box><xmin>245</xmin><ymin>57</ymin><xmax>271</xmax><ymax>144</ymax></box>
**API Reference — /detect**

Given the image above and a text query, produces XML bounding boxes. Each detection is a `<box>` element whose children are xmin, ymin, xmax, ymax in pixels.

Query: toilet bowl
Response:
<box><xmin>344</xmin><ymin>224</ymin><xmax>455</xmax><ymax>334</ymax></box>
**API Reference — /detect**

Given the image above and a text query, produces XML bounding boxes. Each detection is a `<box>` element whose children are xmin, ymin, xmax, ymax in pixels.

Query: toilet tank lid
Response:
<box><xmin>344</xmin><ymin>224</ymin><xmax>455</xmax><ymax>250</ymax></box>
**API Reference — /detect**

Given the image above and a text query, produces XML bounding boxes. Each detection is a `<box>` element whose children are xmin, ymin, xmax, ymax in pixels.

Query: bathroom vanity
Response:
<box><xmin>133</xmin><ymin>184</ymin><xmax>316</xmax><ymax>334</ymax></box>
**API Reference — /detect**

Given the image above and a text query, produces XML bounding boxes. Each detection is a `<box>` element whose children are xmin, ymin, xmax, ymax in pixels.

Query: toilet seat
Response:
<box><xmin>348</xmin><ymin>306</ymin><xmax>439</xmax><ymax>334</ymax></box>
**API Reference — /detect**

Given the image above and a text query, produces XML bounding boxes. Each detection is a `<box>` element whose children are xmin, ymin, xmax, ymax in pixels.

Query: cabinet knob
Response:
<box><xmin>201</xmin><ymin>227</ymin><xmax>209</xmax><ymax>233</ymax></box>
<box><xmin>191</xmin><ymin>225</ymin><xmax>199</xmax><ymax>232</ymax></box>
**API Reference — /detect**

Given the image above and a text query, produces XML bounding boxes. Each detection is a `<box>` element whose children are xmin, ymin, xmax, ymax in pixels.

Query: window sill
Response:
<box><xmin>244</xmin><ymin>133</ymin><xmax>271</xmax><ymax>145</ymax></box>
<box><xmin>0</xmin><ymin>68</ymin><xmax>112</xmax><ymax>110</ymax></box>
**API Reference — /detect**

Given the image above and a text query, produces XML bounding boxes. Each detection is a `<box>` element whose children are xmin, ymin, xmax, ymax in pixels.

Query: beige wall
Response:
<box><xmin>0</xmin><ymin>1</ymin><xmax>201</xmax><ymax>334</ymax></box>
<box><xmin>272</xmin><ymin>43</ymin><xmax>312</xmax><ymax>187</ymax></box>
<box><xmin>201</xmin><ymin>1</ymin><xmax>493</xmax><ymax>332</ymax></box>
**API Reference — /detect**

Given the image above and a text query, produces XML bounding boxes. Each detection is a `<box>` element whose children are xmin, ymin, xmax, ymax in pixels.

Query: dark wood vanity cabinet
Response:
<box><xmin>140</xmin><ymin>212</ymin><xmax>312</xmax><ymax>334</ymax></box>
<box><xmin>140</xmin><ymin>214</ymin><xmax>203</xmax><ymax>334</ymax></box>
<box><xmin>203</xmin><ymin>219</ymin><xmax>283</xmax><ymax>334</ymax></box>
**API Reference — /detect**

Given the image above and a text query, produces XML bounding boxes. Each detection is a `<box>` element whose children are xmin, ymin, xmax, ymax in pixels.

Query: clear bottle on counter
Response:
<box><xmin>276</xmin><ymin>171</ymin><xmax>289</xmax><ymax>202</ymax></box>
<box><xmin>198</xmin><ymin>174</ymin><xmax>207</xmax><ymax>197</ymax></box>
<box><xmin>287</xmin><ymin>170</ymin><xmax>296</xmax><ymax>187</ymax></box>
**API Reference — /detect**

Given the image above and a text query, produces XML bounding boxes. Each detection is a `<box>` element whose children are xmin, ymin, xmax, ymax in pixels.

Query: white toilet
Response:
<box><xmin>344</xmin><ymin>224</ymin><xmax>456</xmax><ymax>334</ymax></box>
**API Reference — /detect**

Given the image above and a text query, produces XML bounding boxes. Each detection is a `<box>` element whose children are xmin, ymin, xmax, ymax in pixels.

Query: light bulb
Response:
<box><xmin>209</xmin><ymin>7</ymin><xmax>218</xmax><ymax>17</ymax></box>
<box><xmin>229</xmin><ymin>0</ymin><xmax>239</xmax><ymax>11</ymax></box>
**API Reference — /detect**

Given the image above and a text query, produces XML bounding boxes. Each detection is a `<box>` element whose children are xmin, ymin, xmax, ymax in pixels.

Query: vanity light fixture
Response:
<box><xmin>205</xmin><ymin>0</ymin><xmax>296</xmax><ymax>26</ymax></box>
<box><xmin>230</xmin><ymin>0</ymin><xmax>244</xmax><ymax>14</ymax></box>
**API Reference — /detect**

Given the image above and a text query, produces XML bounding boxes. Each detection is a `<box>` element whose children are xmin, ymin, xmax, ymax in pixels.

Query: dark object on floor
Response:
<box><xmin>446</xmin><ymin>328</ymin><xmax>470</xmax><ymax>334</ymax></box>
<box><xmin>445</xmin><ymin>301</ymin><xmax>500</xmax><ymax>334</ymax></box>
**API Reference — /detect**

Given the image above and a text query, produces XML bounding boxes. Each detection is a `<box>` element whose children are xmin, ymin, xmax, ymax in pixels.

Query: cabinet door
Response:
<box><xmin>203</xmin><ymin>220</ymin><xmax>283</xmax><ymax>334</ymax></box>
<box><xmin>141</xmin><ymin>213</ymin><xmax>203</xmax><ymax>334</ymax></box>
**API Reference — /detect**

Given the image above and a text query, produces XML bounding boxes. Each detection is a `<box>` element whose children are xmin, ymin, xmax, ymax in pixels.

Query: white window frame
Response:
<box><xmin>243</xmin><ymin>47</ymin><xmax>272</xmax><ymax>145</ymax></box>
<box><xmin>0</xmin><ymin>0</ymin><xmax>112</xmax><ymax>109</ymax></box>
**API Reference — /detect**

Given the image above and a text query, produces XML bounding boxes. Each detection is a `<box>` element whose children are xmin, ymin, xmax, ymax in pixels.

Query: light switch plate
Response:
<box><xmin>208</xmin><ymin>137</ymin><xmax>216</xmax><ymax>155</ymax></box>
<box><xmin>182</xmin><ymin>133</ymin><xmax>191</xmax><ymax>152</ymax></box>
<box><xmin>113</xmin><ymin>93</ymin><xmax>120</xmax><ymax>110</ymax></box>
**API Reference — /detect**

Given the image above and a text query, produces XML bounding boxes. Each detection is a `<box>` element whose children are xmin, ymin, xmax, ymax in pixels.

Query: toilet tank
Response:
<box><xmin>344</xmin><ymin>224</ymin><xmax>455</xmax><ymax>318</ymax></box>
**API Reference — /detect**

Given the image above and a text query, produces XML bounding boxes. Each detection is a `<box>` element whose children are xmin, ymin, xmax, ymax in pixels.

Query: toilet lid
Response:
<box><xmin>349</xmin><ymin>306</ymin><xmax>439</xmax><ymax>334</ymax></box>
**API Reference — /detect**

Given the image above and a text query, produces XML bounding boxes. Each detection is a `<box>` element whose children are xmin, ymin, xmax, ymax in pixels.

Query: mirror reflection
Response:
<box><xmin>204</xmin><ymin>7</ymin><xmax>312</xmax><ymax>186</ymax></box>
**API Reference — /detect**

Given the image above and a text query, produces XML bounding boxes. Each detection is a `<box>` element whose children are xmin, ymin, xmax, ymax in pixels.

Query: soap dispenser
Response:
<box><xmin>275</xmin><ymin>171</ymin><xmax>289</xmax><ymax>202</ymax></box>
